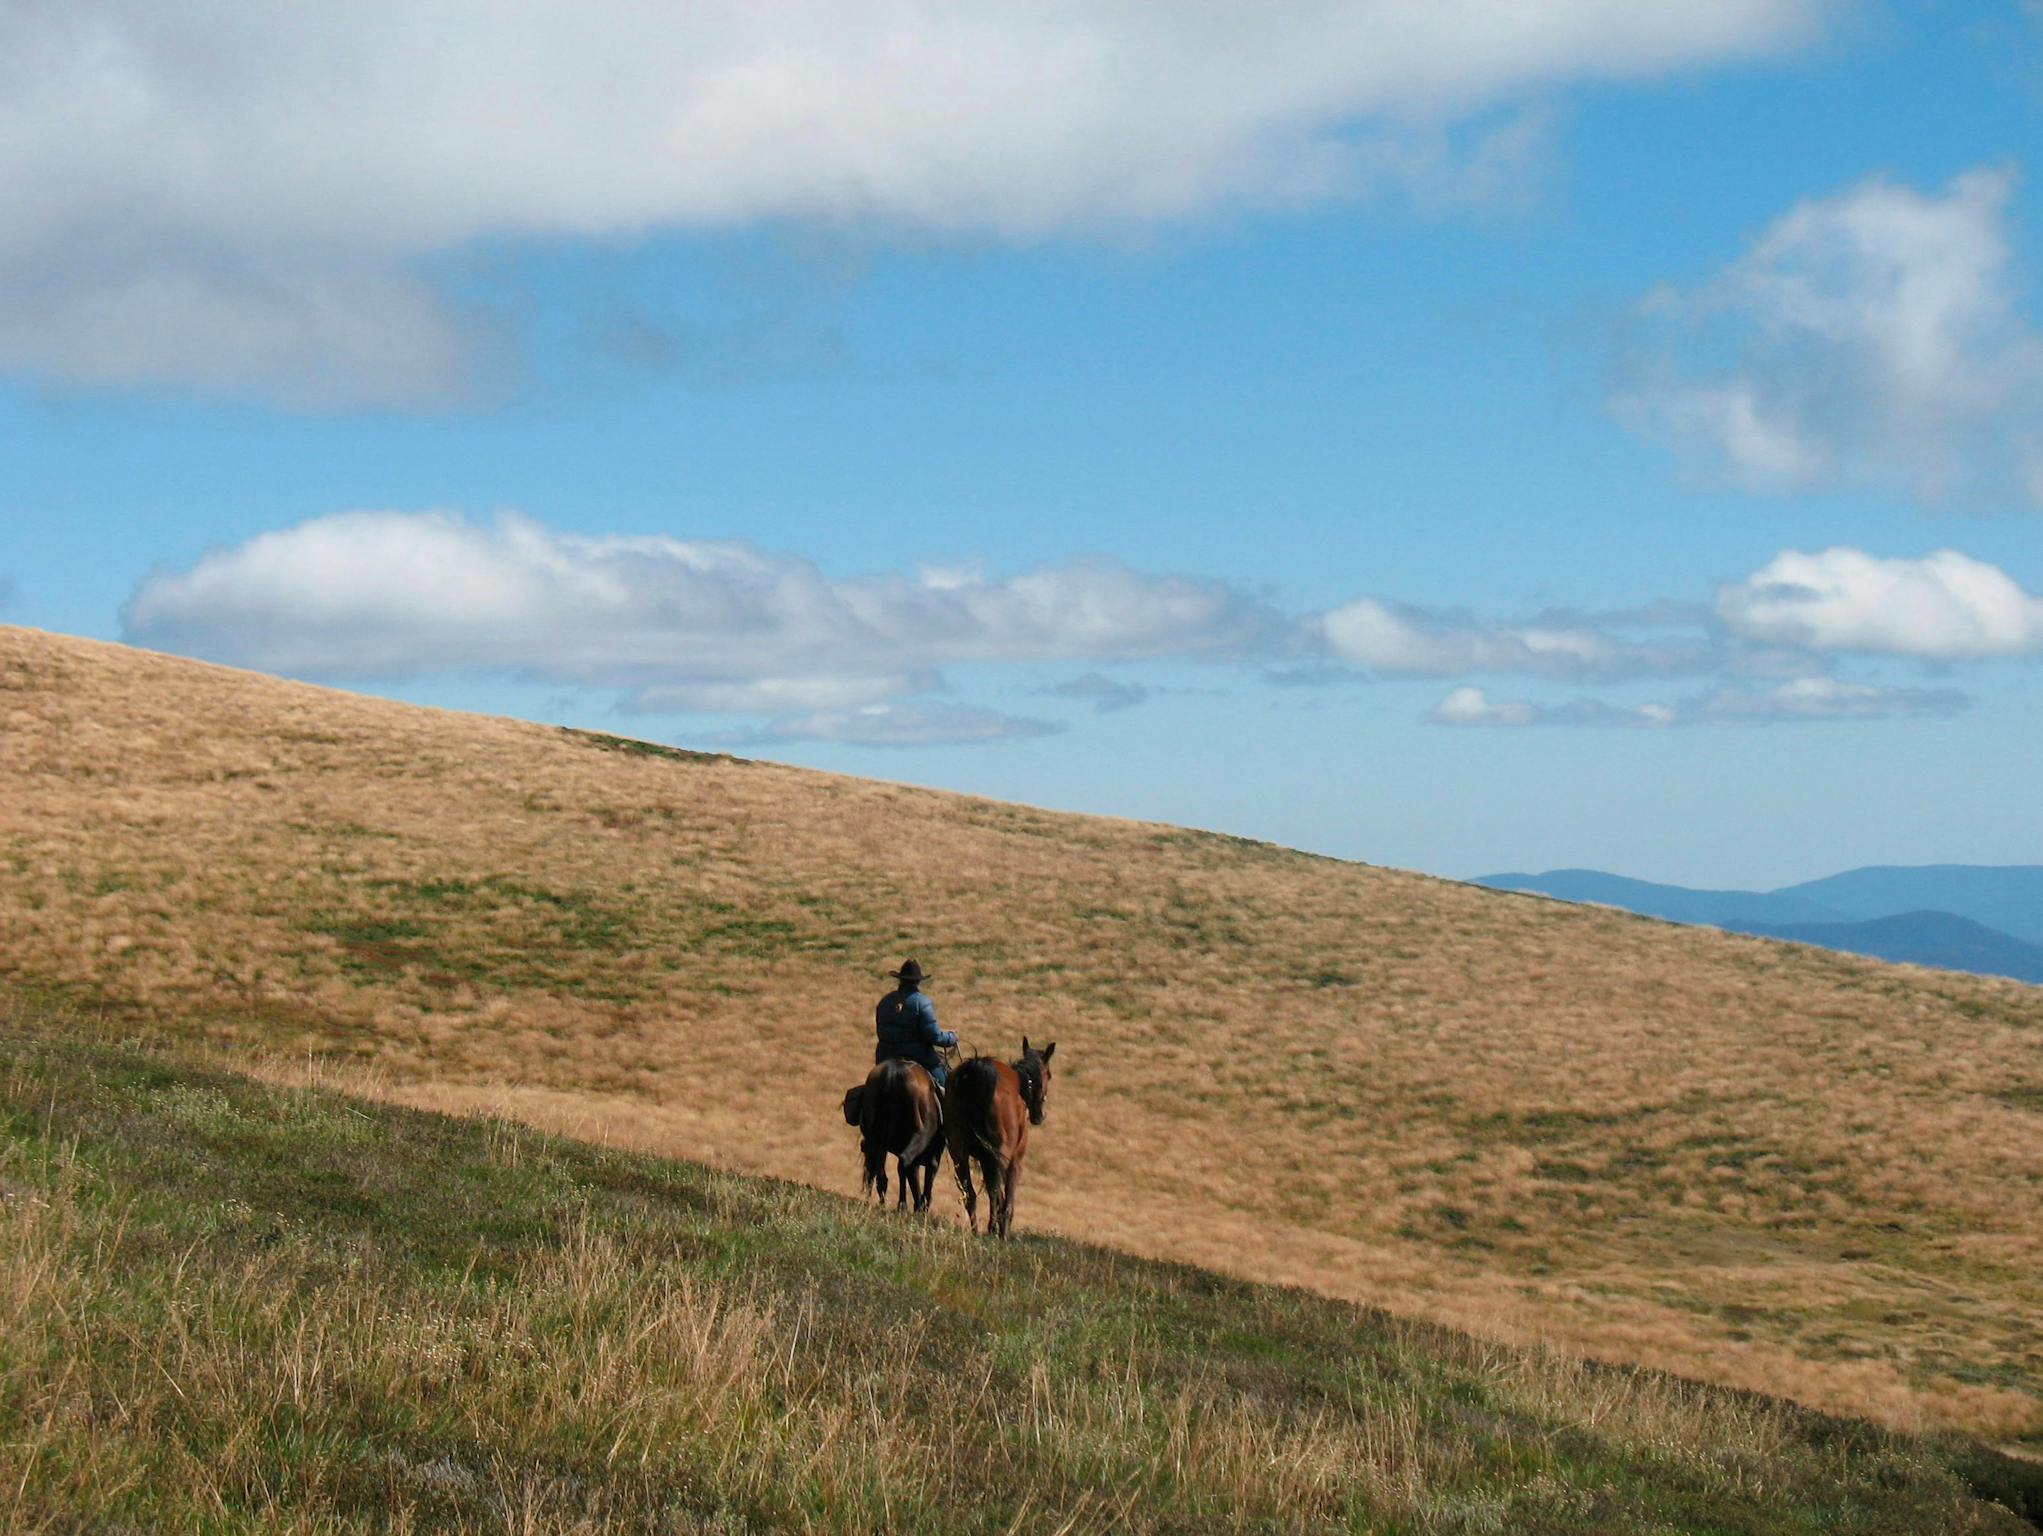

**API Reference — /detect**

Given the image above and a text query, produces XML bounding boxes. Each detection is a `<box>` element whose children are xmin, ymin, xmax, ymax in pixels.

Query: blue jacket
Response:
<box><xmin>875</xmin><ymin>986</ymin><xmax>957</xmax><ymax>1082</ymax></box>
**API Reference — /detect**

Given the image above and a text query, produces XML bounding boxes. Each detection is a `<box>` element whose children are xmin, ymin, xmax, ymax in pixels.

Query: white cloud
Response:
<box><xmin>1642</xmin><ymin>382</ymin><xmax>1828</xmax><ymax>485</ymax></box>
<box><xmin>1</xmin><ymin>1</ymin><xmax>1825</xmax><ymax>400</ymax></box>
<box><xmin>1692</xmin><ymin>675</ymin><xmax>1966</xmax><ymax>722</ymax></box>
<box><xmin>623</xmin><ymin>675</ymin><xmax>928</xmax><ymax>715</ymax></box>
<box><xmin>1428</xmin><ymin>676</ymin><xmax>1961</xmax><ymax>728</ymax></box>
<box><xmin>1430</xmin><ymin>686</ymin><xmax>1538</xmax><ymax>726</ymax></box>
<box><xmin>1428</xmin><ymin>686</ymin><xmax>1672</xmax><ymax>727</ymax></box>
<box><xmin>1317</xmin><ymin>598</ymin><xmax>1705</xmax><ymax>680</ymax></box>
<box><xmin>1718</xmin><ymin>547</ymin><xmax>2043</xmax><ymax>658</ymax></box>
<box><xmin>120</xmin><ymin>509</ymin><xmax>1273</xmax><ymax>705</ymax></box>
<box><xmin>1616</xmin><ymin>167</ymin><xmax>2043</xmax><ymax>506</ymax></box>
<box><xmin>716</xmin><ymin>702</ymin><xmax>1059</xmax><ymax>748</ymax></box>
<box><xmin>122</xmin><ymin>512</ymin><xmax>2026</xmax><ymax>742</ymax></box>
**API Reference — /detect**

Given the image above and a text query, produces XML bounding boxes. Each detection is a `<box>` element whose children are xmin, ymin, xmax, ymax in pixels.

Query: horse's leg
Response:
<box><xmin>895</xmin><ymin>1154</ymin><xmax>910</xmax><ymax>1209</ymax></box>
<box><xmin>981</xmin><ymin>1153</ymin><xmax>1008</xmax><ymax>1239</ymax></box>
<box><xmin>952</xmin><ymin>1148</ymin><xmax>979</xmax><ymax>1232</ymax></box>
<box><xmin>900</xmin><ymin>1114</ymin><xmax>937</xmax><ymax>1214</ymax></box>
<box><xmin>860</xmin><ymin>1136</ymin><xmax>883</xmax><ymax>1204</ymax></box>
<box><xmin>998</xmin><ymin>1155</ymin><xmax>1021</xmax><ymax>1239</ymax></box>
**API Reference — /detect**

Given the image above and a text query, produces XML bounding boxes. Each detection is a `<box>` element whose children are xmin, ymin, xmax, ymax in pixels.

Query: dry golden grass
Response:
<box><xmin>4</xmin><ymin>624</ymin><xmax>2040</xmax><ymax>1447</ymax></box>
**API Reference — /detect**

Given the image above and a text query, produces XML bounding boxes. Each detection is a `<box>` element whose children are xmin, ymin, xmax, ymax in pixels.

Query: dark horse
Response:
<box><xmin>841</xmin><ymin>1058</ymin><xmax>945</xmax><ymax>1211</ymax></box>
<box><xmin>943</xmin><ymin>1037</ymin><xmax>1055</xmax><ymax>1238</ymax></box>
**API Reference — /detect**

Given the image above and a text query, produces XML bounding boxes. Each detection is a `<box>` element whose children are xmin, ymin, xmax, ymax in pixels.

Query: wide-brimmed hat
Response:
<box><xmin>888</xmin><ymin>959</ymin><xmax>929</xmax><ymax>982</ymax></box>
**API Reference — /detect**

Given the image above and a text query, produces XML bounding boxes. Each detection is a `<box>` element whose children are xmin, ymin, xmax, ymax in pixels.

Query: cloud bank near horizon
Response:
<box><xmin>2</xmin><ymin>1</ymin><xmax>1826</xmax><ymax>403</ymax></box>
<box><xmin>713</xmin><ymin>701</ymin><xmax>1063</xmax><ymax>749</ymax></box>
<box><xmin>1431</xmin><ymin>676</ymin><xmax>1968</xmax><ymax>729</ymax></box>
<box><xmin>1315</xmin><ymin>597</ymin><xmax>1711</xmax><ymax>681</ymax></box>
<box><xmin>118</xmin><ymin>509</ymin><xmax>2038</xmax><ymax>745</ymax></box>
<box><xmin>122</xmin><ymin>510</ymin><xmax>1273</xmax><ymax>707</ymax></box>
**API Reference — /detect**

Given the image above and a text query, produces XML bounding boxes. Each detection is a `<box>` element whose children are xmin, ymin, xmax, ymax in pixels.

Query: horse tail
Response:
<box><xmin>899</xmin><ymin>1074</ymin><xmax>943</xmax><ymax>1166</ymax></box>
<box><xmin>857</xmin><ymin>1065</ymin><xmax>892</xmax><ymax>1197</ymax></box>
<box><xmin>945</xmin><ymin>1057</ymin><xmax>1005</xmax><ymax>1164</ymax></box>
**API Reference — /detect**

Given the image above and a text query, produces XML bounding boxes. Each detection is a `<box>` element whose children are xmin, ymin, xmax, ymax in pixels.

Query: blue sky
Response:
<box><xmin>5</xmin><ymin>1</ymin><xmax>2043</xmax><ymax>887</ymax></box>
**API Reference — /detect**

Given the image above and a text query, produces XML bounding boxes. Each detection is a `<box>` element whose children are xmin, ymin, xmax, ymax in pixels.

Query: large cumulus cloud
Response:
<box><xmin>2</xmin><ymin>1</ymin><xmax>1825</xmax><ymax>401</ymax></box>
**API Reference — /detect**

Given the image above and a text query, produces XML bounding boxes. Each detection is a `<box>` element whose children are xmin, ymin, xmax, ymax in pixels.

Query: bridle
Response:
<box><xmin>1016</xmin><ymin>1053</ymin><xmax>1047</xmax><ymax>1125</ymax></box>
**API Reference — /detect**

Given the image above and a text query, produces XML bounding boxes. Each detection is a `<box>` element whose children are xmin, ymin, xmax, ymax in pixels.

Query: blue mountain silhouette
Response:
<box><xmin>1476</xmin><ymin>866</ymin><xmax>2043</xmax><ymax>985</ymax></box>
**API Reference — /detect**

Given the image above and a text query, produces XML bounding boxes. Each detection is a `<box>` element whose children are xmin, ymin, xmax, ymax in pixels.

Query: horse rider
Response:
<box><xmin>875</xmin><ymin>958</ymin><xmax>957</xmax><ymax>1090</ymax></box>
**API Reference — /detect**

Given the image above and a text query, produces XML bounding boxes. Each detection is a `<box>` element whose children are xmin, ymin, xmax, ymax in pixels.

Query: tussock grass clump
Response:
<box><xmin>2</xmin><ymin>625</ymin><xmax>2041</xmax><ymax>1447</ymax></box>
<box><xmin>0</xmin><ymin>1004</ymin><xmax>2029</xmax><ymax>1534</ymax></box>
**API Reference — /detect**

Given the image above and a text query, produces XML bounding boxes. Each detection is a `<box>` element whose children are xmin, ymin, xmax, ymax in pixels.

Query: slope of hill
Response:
<box><xmin>1725</xmin><ymin>911</ymin><xmax>2043</xmax><ymax>986</ymax></box>
<box><xmin>4</xmin><ymin>1000</ymin><xmax>2035</xmax><ymax>1534</ymax></box>
<box><xmin>1778</xmin><ymin>866</ymin><xmax>2043</xmax><ymax>946</ymax></box>
<box><xmin>3</xmin><ymin>624</ymin><xmax>2041</xmax><ymax>1449</ymax></box>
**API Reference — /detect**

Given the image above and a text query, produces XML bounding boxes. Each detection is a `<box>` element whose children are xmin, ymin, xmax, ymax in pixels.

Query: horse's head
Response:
<box><xmin>1017</xmin><ymin>1035</ymin><xmax>1056</xmax><ymax>1126</ymax></box>
<box><xmin>841</xmin><ymin>1084</ymin><xmax>865</xmax><ymax>1126</ymax></box>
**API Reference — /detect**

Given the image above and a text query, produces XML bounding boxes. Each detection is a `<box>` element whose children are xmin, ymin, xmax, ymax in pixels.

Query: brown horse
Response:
<box><xmin>841</xmin><ymin>1058</ymin><xmax>945</xmax><ymax>1211</ymax></box>
<box><xmin>943</xmin><ymin>1037</ymin><xmax>1055</xmax><ymax>1238</ymax></box>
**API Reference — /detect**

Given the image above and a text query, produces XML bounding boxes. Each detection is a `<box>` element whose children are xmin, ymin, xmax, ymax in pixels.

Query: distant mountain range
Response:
<box><xmin>1475</xmin><ymin>866</ymin><xmax>2043</xmax><ymax>985</ymax></box>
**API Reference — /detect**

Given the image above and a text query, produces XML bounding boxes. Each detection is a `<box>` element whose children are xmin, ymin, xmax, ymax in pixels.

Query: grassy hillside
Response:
<box><xmin>3</xmin><ymin>997</ymin><xmax>2036</xmax><ymax>1534</ymax></box>
<box><xmin>2</xmin><ymin>625</ymin><xmax>2040</xmax><ymax>1448</ymax></box>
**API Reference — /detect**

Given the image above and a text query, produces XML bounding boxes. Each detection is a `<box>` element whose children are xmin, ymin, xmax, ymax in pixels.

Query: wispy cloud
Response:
<box><xmin>1315</xmin><ymin>598</ymin><xmax>1713</xmax><ymax>681</ymax></box>
<box><xmin>1261</xmin><ymin>664</ymin><xmax>1372</xmax><ymax>689</ymax></box>
<box><xmin>1615</xmin><ymin>167</ymin><xmax>2043</xmax><ymax>507</ymax></box>
<box><xmin>1428</xmin><ymin>676</ymin><xmax>1967</xmax><ymax>728</ymax></box>
<box><xmin>1429</xmin><ymin>686</ymin><xmax>1674</xmax><ymax>728</ymax></box>
<box><xmin>714</xmin><ymin>702</ymin><xmax>1061</xmax><ymax>748</ymax></box>
<box><xmin>1690</xmin><ymin>676</ymin><xmax>1968</xmax><ymax>723</ymax></box>
<box><xmin>0</xmin><ymin>2</ymin><xmax>1826</xmax><ymax>402</ymax></box>
<box><xmin>1042</xmin><ymin>672</ymin><xmax>1153</xmax><ymax>713</ymax></box>
<box><xmin>620</xmin><ymin>675</ymin><xmax>932</xmax><ymax>715</ymax></box>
